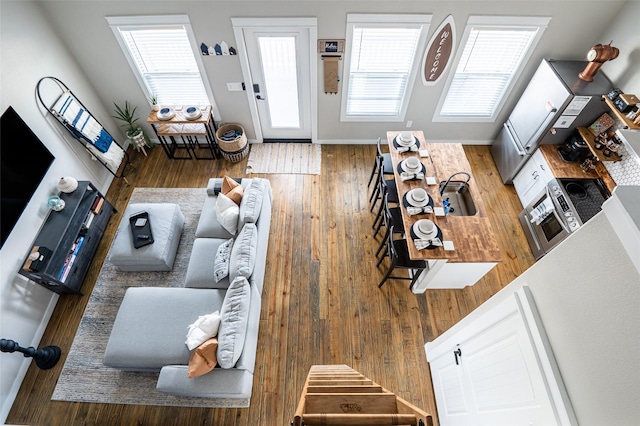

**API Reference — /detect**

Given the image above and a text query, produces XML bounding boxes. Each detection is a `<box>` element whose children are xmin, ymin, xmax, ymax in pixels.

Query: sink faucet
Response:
<box><xmin>440</xmin><ymin>172</ymin><xmax>471</xmax><ymax>196</ymax></box>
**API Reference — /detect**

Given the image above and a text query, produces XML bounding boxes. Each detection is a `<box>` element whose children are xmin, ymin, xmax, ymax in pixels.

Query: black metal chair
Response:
<box><xmin>376</xmin><ymin>225</ymin><xmax>428</xmax><ymax>289</ymax></box>
<box><xmin>368</xmin><ymin>137</ymin><xmax>394</xmax><ymax>200</ymax></box>
<box><xmin>375</xmin><ymin>193</ymin><xmax>405</xmax><ymax>258</ymax></box>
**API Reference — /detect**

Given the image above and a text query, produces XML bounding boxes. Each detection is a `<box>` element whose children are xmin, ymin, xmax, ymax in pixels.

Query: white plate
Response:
<box><xmin>413</xmin><ymin>221</ymin><xmax>438</xmax><ymax>239</ymax></box>
<box><xmin>157</xmin><ymin>107</ymin><xmax>176</xmax><ymax>121</ymax></box>
<box><xmin>395</xmin><ymin>135</ymin><xmax>417</xmax><ymax>146</ymax></box>
<box><xmin>183</xmin><ymin>106</ymin><xmax>202</xmax><ymax>120</ymax></box>
<box><xmin>406</xmin><ymin>189</ymin><xmax>431</xmax><ymax>207</ymax></box>
<box><xmin>400</xmin><ymin>159</ymin><xmax>423</xmax><ymax>173</ymax></box>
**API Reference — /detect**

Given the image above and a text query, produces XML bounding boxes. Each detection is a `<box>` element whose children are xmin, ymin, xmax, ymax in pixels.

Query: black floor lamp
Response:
<box><xmin>0</xmin><ymin>338</ymin><xmax>61</xmax><ymax>370</ymax></box>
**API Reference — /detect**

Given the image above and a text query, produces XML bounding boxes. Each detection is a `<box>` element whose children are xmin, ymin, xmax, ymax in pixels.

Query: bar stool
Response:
<box><xmin>376</xmin><ymin>225</ymin><xmax>428</xmax><ymax>289</ymax></box>
<box><xmin>375</xmin><ymin>193</ymin><xmax>405</xmax><ymax>258</ymax></box>
<box><xmin>368</xmin><ymin>137</ymin><xmax>394</xmax><ymax>200</ymax></box>
<box><xmin>371</xmin><ymin>173</ymin><xmax>399</xmax><ymax>231</ymax></box>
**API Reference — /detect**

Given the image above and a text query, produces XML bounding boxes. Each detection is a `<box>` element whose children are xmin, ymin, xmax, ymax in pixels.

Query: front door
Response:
<box><xmin>233</xmin><ymin>19</ymin><xmax>315</xmax><ymax>142</ymax></box>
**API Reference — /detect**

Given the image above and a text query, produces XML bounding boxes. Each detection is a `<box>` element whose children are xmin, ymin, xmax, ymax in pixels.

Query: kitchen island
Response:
<box><xmin>386</xmin><ymin>131</ymin><xmax>501</xmax><ymax>292</ymax></box>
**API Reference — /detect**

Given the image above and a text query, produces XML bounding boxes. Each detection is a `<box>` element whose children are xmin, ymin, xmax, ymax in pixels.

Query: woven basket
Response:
<box><xmin>216</xmin><ymin>124</ymin><xmax>249</xmax><ymax>162</ymax></box>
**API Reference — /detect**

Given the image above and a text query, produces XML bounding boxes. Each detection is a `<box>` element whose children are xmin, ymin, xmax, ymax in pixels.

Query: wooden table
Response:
<box><xmin>147</xmin><ymin>106</ymin><xmax>219</xmax><ymax>160</ymax></box>
<box><xmin>386</xmin><ymin>131</ymin><xmax>501</xmax><ymax>291</ymax></box>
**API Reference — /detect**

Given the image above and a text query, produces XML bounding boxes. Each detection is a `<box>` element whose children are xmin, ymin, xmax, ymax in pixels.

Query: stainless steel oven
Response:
<box><xmin>518</xmin><ymin>177</ymin><xmax>610</xmax><ymax>259</ymax></box>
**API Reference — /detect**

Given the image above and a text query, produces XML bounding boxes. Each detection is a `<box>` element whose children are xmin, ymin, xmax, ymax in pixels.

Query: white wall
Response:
<box><xmin>38</xmin><ymin>0</ymin><xmax>627</xmax><ymax>144</ymax></box>
<box><xmin>0</xmin><ymin>1</ymin><xmax>120</xmax><ymax>422</ymax></box>
<box><xmin>426</xmin><ymin>200</ymin><xmax>640</xmax><ymax>425</ymax></box>
<box><xmin>597</xmin><ymin>0</ymin><xmax>640</xmax><ymax>94</ymax></box>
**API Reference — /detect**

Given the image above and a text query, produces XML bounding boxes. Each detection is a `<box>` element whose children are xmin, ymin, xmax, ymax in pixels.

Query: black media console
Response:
<box><xmin>19</xmin><ymin>181</ymin><xmax>114</xmax><ymax>295</ymax></box>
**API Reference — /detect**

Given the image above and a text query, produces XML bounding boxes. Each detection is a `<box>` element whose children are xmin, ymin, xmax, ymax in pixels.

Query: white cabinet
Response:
<box><xmin>513</xmin><ymin>149</ymin><xmax>553</xmax><ymax>207</ymax></box>
<box><xmin>426</xmin><ymin>287</ymin><xmax>576</xmax><ymax>426</ymax></box>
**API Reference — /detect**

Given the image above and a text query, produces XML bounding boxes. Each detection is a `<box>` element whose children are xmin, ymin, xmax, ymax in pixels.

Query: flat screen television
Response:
<box><xmin>1</xmin><ymin>106</ymin><xmax>55</xmax><ymax>248</ymax></box>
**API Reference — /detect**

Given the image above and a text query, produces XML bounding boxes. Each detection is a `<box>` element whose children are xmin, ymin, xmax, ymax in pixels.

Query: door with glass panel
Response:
<box><xmin>238</xmin><ymin>25</ymin><xmax>312</xmax><ymax>141</ymax></box>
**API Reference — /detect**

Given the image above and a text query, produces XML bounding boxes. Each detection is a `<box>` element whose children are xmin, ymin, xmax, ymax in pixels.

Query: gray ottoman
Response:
<box><xmin>109</xmin><ymin>203</ymin><xmax>184</xmax><ymax>271</ymax></box>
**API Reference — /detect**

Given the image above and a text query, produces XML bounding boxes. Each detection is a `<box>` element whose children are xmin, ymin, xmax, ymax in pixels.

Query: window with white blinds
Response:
<box><xmin>107</xmin><ymin>15</ymin><xmax>213</xmax><ymax>107</ymax></box>
<box><xmin>341</xmin><ymin>15</ymin><xmax>431</xmax><ymax>122</ymax></box>
<box><xmin>435</xmin><ymin>16</ymin><xmax>550</xmax><ymax>122</ymax></box>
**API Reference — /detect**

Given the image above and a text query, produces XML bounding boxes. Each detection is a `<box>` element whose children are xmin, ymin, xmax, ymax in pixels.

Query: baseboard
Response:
<box><xmin>0</xmin><ymin>294</ymin><xmax>58</xmax><ymax>424</ymax></box>
<box><xmin>152</xmin><ymin>138</ymin><xmax>493</xmax><ymax>146</ymax></box>
<box><xmin>314</xmin><ymin>139</ymin><xmax>493</xmax><ymax>145</ymax></box>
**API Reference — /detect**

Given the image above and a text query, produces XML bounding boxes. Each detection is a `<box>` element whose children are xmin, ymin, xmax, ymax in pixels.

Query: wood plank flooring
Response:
<box><xmin>7</xmin><ymin>144</ymin><xmax>534</xmax><ymax>426</ymax></box>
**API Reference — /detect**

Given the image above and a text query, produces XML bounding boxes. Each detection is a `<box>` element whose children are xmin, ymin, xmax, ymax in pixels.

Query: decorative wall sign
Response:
<box><xmin>422</xmin><ymin>15</ymin><xmax>456</xmax><ymax>86</ymax></box>
<box><xmin>318</xmin><ymin>39</ymin><xmax>345</xmax><ymax>54</ymax></box>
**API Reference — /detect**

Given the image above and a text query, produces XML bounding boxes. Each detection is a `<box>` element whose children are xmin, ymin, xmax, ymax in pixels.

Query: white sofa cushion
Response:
<box><xmin>229</xmin><ymin>223</ymin><xmax>258</xmax><ymax>283</ymax></box>
<box><xmin>217</xmin><ymin>276</ymin><xmax>251</xmax><ymax>369</ymax></box>
<box><xmin>239</xmin><ymin>179</ymin><xmax>264</xmax><ymax>225</ymax></box>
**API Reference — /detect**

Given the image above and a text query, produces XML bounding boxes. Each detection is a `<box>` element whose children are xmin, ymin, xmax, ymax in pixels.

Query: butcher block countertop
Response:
<box><xmin>538</xmin><ymin>145</ymin><xmax>617</xmax><ymax>193</ymax></box>
<box><xmin>387</xmin><ymin>131</ymin><xmax>502</xmax><ymax>263</ymax></box>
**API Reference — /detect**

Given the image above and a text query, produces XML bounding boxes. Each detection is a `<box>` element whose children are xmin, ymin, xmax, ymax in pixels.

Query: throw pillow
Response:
<box><xmin>185</xmin><ymin>310</ymin><xmax>221</xmax><ymax>350</ymax></box>
<box><xmin>188</xmin><ymin>338</ymin><xmax>218</xmax><ymax>378</ymax></box>
<box><xmin>229</xmin><ymin>223</ymin><xmax>258</xmax><ymax>283</ymax></box>
<box><xmin>222</xmin><ymin>176</ymin><xmax>244</xmax><ymax>206</ymax></box>
<box><xmin>239</xmin><ymin>179</ymin><xmax>264</xmax><ymax>225</ymax></box>
<box><xmin>217</xmin><ymin>276</ymin><xmax>251</xmax><ymax>369</ymax></box>
<box><xmin>215</xmin><ymin>193</ymin><xmax>240</xmax><ymax>235</ymax></box>
<box><xmin>214</xmin><ymin>238</ymin><xmax>234</xmax><ymax>283</ymax></box>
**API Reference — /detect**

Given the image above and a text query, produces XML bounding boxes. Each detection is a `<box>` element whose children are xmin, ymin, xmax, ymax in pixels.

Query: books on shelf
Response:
<box><xmin>83</xmin><ymin>211</ymin><xmax>96</xmax><ymax>229</ymax></box>
<box><xmin>58</xmin><ymin>236</ymin><xmax>85</xmax><ymax>282</ymax></box>
<box><xmin>91</xmin><ymin>197</ymin><xmax>104</xmax><ymax>214</ymax></box>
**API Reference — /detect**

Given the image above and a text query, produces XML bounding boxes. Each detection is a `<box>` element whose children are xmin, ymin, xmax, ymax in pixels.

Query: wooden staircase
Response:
<box><xmin>293</xmin><ymin>364</ymin><xmax>433</xmax><ymax>426</ymax></box>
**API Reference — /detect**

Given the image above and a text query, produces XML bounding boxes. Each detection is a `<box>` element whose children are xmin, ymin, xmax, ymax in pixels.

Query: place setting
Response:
<box><xmin>397</xmin><ymin>156</ymin><xmax>426</xmax><ymax>181</ymax></box>
<box><xmin>410</xmin><ymin>219</ymin><xmax>443</xmax><ymax>250</ymax></box>
<box><xmin>393</xmin><ymin>131</ymin><xmax>421</xmax><ymax>152</ymax></box>
<box><xmin>403</xmin><ymin>187</ymin><xmax>433</xmax><ymax>215</ymax></box>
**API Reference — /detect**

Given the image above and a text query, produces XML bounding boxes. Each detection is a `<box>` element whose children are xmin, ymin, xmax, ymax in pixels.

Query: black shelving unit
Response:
<box><xmin>19</xmin><ymin>181</ymin><xmax>114</xmax><ymax>295</ymax></box>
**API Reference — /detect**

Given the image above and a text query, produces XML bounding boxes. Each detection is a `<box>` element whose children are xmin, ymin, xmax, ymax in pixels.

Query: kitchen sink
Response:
<box><xmin>439</xmin><ymin>181</ymin><xmax>477</xmax><ymax>216</ymax></box>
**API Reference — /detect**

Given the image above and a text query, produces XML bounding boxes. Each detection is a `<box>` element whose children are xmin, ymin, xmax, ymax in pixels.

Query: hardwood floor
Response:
<box><xmin>7</xmin><ymin>144</ymin><xmax>535</xmax><ymax>425</ymax></box>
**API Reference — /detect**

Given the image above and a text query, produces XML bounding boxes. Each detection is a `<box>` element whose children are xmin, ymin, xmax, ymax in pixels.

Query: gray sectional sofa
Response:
<box><xmin>103</xmin><ymin>177</ymin><xmax>272</xmax><ymax>405</ymax></box>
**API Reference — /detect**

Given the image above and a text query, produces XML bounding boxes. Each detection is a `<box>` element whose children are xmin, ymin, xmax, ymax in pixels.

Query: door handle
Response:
<box><xmin>256</xmin><ymin>95</ymin><xmax>266</xmax><ymax>100</ymax></box>
<box><xmin>453</xmin><ymin>347</ymin><xmax>462</xmax><ymax>365</ymax></box>
<box><xmin>504</xmin><ymin>123</ymin><xmax>526</xmax><ymax>156</ymax></box>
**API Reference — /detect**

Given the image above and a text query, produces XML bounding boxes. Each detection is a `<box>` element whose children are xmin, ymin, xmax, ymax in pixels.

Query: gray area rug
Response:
<box><xmin>52</xmin><ymin>187</ymin><xmax>247</xmax><ymax>407</ymax></box>
<box><xmin>246</xmin><ymin>142</ymin><xmax>321</xmax><ymax>175</ymax></box>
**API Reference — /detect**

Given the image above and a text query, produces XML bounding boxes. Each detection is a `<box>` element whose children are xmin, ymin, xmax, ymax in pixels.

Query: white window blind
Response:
<box><xmin>346</xmin><ymin>27</ymin><xmax>421</xmax><ymax>117</ymax></box>
<box><xmin>118</xmin><ymin>27</ymin><xmax>209</xmax><ymax>106</ymax></box>
<box><xmin>439</xmin><ymin>28</ymin><xmax>537</xmax><ymax>117</ymax></box>
<box><xmin>341</xmin><ymin>15</ymin><xmax>430</xmax><ymax>122</ymax></box>
<box><xmin>434</xmin><ymin>16</ymin><xmax>550</xmax><ymax>122</ymax></box>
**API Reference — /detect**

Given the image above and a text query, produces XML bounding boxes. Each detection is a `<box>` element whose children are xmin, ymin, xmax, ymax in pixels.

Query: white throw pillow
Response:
<box><xmin>185</xmin><ymin>310</ymin><xmax>221</xmax><ymax>351</ymax></box>
<box><xmin>217</xmin><ymin>276</ymin><xmax>251</xmax><ymax>368</ymax></box>
<box><xmin>214</xmin><ymin>238</ymin><xmax>234</xmax><ymax>283</ymax></box>
<box><xmin>215</xmin><ymin>193</ymin><xmax>240</xmax><ymax>235</ymax></box>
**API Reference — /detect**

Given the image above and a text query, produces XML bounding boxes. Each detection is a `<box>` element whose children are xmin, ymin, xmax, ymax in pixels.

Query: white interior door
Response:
<box><xmin>233</xmin><ymin>19</ymin><xmax>315</xmax><ymax>141</ymax></box>
<box><xmin>428</xmin><ymin>291</ymin><xmax>573</xmax><ymax>425</ymax></box>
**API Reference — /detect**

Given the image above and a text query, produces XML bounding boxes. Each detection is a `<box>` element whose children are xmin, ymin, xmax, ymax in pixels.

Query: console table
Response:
<box><xmin>19</xmin><ymin>181</ymin><xmax>114</xmax><ymax>295</ymax></box>
<box><xmin>146</xmin><ymin>106</ymin><xmax>219</xmax><ymax>160</ymax></box>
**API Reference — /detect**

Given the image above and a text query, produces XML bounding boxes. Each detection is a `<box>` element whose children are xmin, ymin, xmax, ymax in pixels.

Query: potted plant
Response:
<box><xmin>112</xmin><ymin>101</ymin><xmax>152</xmax><ymax>153</ymax></box>
<box><xmin>148</xmin><ymin>93</ymin><xmax>160</xmax><ymax>111</ymax></box>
